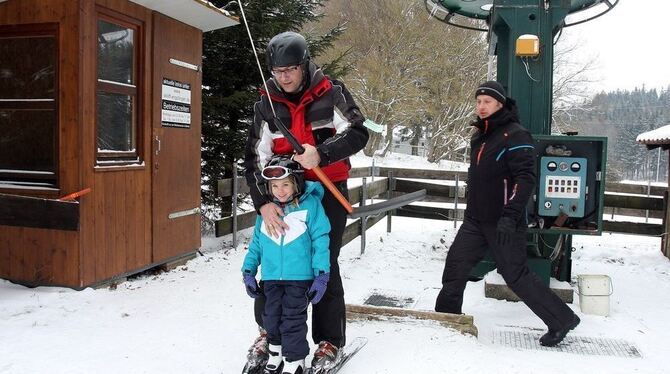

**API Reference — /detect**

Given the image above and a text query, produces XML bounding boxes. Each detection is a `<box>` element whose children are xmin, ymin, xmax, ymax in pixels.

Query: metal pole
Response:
<box><xmin>386</xmin><ymin>171</ymin><xmax>394</xmax><ymax>233</ymax></box>
<box><xmin>646</xmin><ymin>177</ymin><xmax>651</xmax><ymax>223</ymax></box>
<box><xmin>656</xmin><ymin>147</ymin><xmax>661</xmax><ymax>183</ymax></box>
<box><xmin>232</xmin><ymin>165</ymin><xmax>239</xmax><ymax>248</ymax></box>
<box><xmin>454</xmin><ymin>173</ymin><xmax>459</xmax><ymax>228</ymax></box>
<box><xmin>360</xmin><ymin>177</ymin><xmax>368</xmax><ymax>255</ymax></box>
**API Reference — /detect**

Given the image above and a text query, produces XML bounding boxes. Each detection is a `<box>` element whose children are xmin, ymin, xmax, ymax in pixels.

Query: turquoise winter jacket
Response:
<box><xmin>241</xmin><ymin>181</ymin><xmax>331</xmax><ymax>281</ymax></box>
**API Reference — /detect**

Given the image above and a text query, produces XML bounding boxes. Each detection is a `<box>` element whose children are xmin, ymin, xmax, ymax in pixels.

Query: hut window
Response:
<box><xmin>0</xmin><ymin>24</ymin><xmax>58</xmax><ymax>189</ymax></box>
<box><xmin>96</xmin><ymin>16</ymin><xmax>140</xmax><ymax>165</ymax></box>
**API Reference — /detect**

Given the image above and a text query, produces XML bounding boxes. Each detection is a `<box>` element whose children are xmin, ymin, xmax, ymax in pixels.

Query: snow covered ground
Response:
<box><xmin>2</xmin><ymin>215</ymin><xmax>670</xmax><ymax>374</ymax></box>
<box><xmin>3</xmin><ymin>153</ymin><xmax>670</xmax><ymax>373</ymax></box>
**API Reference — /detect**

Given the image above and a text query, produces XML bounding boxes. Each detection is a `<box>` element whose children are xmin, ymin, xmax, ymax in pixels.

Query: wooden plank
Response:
<box><xmin>215</xmin><ymin>211</ymin><xmax>257</xmax><ymax>237</ymax></box>
<box><xmin>346</xmin><ymin>304</ymin><xmax>477</xmax><ymax>336</ymax></box>
<box><xmin>602</xmin><ymin>221</ymin><xmax>663</xmax><ymax>236</ymax></box>
<box><xmin>394</xmin><ymin>179</ymin><xmax>463</xmax><ymax>199</ymax></box>
<box><xmin>0</xmin><ymin>193</ymin><xmax>79</xmax><ymax>230</ymax></box>
<box><xmin>218</xmin><ymin>177</ymin><xmax>250</xmax><ymax>197</ymax></box>
<box><xmin>342</xmin><ymin>213</ymin><xmax>385</xmax><ymax>247</ymax></box>
<box><xmin>348</xmin><ymin>178</ymin><xmax>388</xmax><ymax>204</ymax></box>
<box><xmin>604</xmin><ymin>193</ymin><xmax>664</xmax><ymax>211</ymax></box>
<box><xmin>395</xmin><ymin>205</ymin><xmax>458</xmax><ymax>221</ymax></box>
<box><xmin>349</xmin><ymin>167</ymin><xmax>371</xmax><ymax>178</ymax></box>
<box><xmin>606</xmin><ymin>182</ymin><xmax>665</xmax><ymax>196</ymax></box>
<box><xmin>378</xmin><ymin>167</ymin><xmax>468</xmax><ymax>180</ymax></box>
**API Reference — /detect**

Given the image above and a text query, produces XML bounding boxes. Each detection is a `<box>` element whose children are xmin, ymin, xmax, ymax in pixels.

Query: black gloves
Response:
<box><xmin>496</xmin><ymin>216</ymin><xmax>517</xmax><ymax>247</ymax></box>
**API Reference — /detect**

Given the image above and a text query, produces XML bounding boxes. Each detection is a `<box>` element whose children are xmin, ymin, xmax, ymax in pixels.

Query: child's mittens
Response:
<box><xmin>243</xmin><ymin>273</ymin><xmax>261</xmax><ymax>298</ymax></box>
<box><xmin>307</xmin><ymin>272</ymin><xmax>330</xmax><ymax>305</ymax></box>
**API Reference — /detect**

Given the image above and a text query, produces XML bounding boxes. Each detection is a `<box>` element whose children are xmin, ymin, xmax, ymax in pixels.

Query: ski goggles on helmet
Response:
<box><xmin>261</xmin><ymin>165</ymin><xmax>294</xmax><ymax>180</ymax></box>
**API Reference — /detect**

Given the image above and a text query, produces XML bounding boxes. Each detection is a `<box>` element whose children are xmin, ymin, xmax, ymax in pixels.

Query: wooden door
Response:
<box><xmin>151</xmin><ymin>13</ymin><xmax>202</xmax><ymax>263</ymax></box>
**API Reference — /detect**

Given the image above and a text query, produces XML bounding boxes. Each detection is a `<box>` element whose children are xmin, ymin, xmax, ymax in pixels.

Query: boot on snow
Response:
<box><xmin>281</xmin><ymin>358</ymin><xmax>304</xmax><ymax>374</ymax></box>
<box><xmin>310</xmin><ymin>341</ymin><xmax>340</xmax><ymax>372</ymax></box>
<box><xmin>242</xmin><ymin>327</ymin><xmax>269</xmax><ymax>374</ymax></box>
<box><xmin>264</xmin><ymin>344</ymin><xmax>284</xmax><ymax>374</ymax></box>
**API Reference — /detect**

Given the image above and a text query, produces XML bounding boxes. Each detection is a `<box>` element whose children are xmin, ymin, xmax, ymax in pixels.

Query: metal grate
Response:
<box><xmin>363</xmin><ymin>291</ymin><xmax>415</xmax><ymax>308</ymax></box>
<box><xmin>492</xmin><ymin>330</ymin><xmax>642</xmax><ymax>358</ymax></box>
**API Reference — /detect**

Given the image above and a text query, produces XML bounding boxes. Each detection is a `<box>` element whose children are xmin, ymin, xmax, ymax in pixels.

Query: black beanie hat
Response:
<box><xmin>475</xmin><ymin>81</ymin><xmax>506</xmax><ymax>104</ymax></box>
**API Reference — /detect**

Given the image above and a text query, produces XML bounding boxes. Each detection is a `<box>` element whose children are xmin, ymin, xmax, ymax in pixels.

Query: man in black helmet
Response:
<box><xmin>243</xmin><ymin>31</ymin><xmax>369</xmax><ymax>371</ymax></box>
<box><xmin>434</xmin><ymin>81</ymin><xmax>580</xmax><ymax>347</ymax></box>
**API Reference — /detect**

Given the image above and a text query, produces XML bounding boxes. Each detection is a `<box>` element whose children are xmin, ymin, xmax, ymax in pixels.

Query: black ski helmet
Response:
<box><xmin>261</xmin><ymin>154</ymin><xmax>306</xmax><ymax>201</ymax></box>
<box><xmin>266</xmin><ymin>31</ymin><xmax>310</xmax><ymax>70</ymax></box>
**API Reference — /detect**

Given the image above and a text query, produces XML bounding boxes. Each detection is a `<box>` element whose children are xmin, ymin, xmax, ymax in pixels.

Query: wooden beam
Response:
<box><xmin>377</xmin><ymin>167</ymin><xmax>468</xmax><ymax>180</ymax></box>
<box><xmin>602</xmin><ymin>220</ymin><xmax>663</xmax><ymax>236</ymax></box>
<box><xmin>342</xmin><ymin>212</ymin><xmax>385</xmax><ymax>246</ymax></box>
<box><xmin>348</xmin><ymin>178</ymin><xmax>388</xmax><ymax>204</ymax></box>
<box><xmin>217</xmin><ymin>178</ymin><xmax>250</xmax><ymax>198</ymax></box>
<box><xmin>215</xmin><ymin>210</ymin><xmax>256</xmax><ymax>237</ymax></box>
<box><xmin>604</xmin><ymin>193</ymin><xmax>664</xmax><ymax>211</ymax></box>
<box><xmin>346</xmin><ymin>304</ymin><xmax>478</xmax><ymax>336</ymax></box>
<box><xmin>605</xmin><ymin>182</ymin><xmax>665</xmax><ymax>196</ymax></box>
<box><xmin>0</xmin><ymin>193</ymin><xmax>79</xmax><ymax>231</ymax></box>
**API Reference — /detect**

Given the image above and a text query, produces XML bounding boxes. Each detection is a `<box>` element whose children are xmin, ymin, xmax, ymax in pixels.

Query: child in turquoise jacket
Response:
<box><xmin>242</xmin><ymin>155</ymin><xmax>330</xmax><ymax>374</ymax></box>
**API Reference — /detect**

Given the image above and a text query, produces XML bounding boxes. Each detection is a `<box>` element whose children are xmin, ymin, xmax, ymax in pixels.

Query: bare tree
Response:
<box><xmin>551</xmin><ymin>35</ymin><xmax>601</xmax><ymax>133</ymax></box>
<box><xmin>311</xmin><ymin>0</ymin><xmax>488</xmax><ymax>158</ymax></box>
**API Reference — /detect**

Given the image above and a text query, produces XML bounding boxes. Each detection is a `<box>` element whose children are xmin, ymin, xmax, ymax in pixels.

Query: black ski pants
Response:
<box><xmin>263</xmin><ymin>280</ymin><xmax>311</xmax><ymax>361</ymax></box>
<box><xmin>255</xmin><ymin>181</ymin><xmax>348</xmax><ymax>348</ymax></box>
<box><xmin>435</xmin><ymin>215</ymin><xmax>576</xmax><ymax>331</ymax></box>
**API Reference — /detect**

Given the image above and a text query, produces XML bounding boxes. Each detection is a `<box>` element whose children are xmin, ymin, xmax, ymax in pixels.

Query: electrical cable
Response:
<box><xmin>521</xmin><ymin>57</ymin><xmax>540</xmax><ymax>82</ymax></box>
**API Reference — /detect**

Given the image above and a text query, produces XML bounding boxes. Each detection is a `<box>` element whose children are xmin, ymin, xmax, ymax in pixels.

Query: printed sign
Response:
<box><xmin>161</xmin><ymin>78</ymin><xmax>191</xmax><ymax>128</ymax></box>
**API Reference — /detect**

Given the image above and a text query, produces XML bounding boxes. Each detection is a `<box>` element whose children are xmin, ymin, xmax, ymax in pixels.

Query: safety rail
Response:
<box><xmin>216</xmin><ymin>167</ymin><xmax>667</xmax><ymax>249</ymax></box>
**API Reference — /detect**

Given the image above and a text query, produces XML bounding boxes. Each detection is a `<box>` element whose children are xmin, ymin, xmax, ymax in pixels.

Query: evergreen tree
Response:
<box><xmin>200</xmin><ymin>0</ymin><xmax>346</xmax><ymax>221</ymax></box>
<box><xmin>567</xmin><ymin>86</ymin><xmax>670</xmax><ymax>182</ymax></box>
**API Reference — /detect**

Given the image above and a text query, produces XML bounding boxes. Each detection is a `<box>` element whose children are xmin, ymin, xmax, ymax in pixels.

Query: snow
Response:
<box><xmin>637</xmin><ymin>124</ymin><xmax>670</xmax><ymax>145</ymax></box>
<box><xmin>3</xmin><ymin>153</ymin><xmax>670</xmax><ymax>373</ymax></box>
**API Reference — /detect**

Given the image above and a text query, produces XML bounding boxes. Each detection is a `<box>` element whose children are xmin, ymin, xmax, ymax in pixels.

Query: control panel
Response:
<box><xmin>538</xmin><ymin>157</ymin><xmax>587</xmax><ymax>218</ymax></box>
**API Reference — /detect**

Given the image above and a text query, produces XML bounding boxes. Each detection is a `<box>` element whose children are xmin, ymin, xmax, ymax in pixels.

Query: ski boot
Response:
<box><xmin>310</xmin><ymin>341</ymin><xmax>340</xmax><ymax>373</ymax></box>
<box><xmin>281</xmin><ymin>358</ymin><xmax>305</xmax><ymax>374</ymax></box>
<box><xmin>242</xmin><ymin>327</ymin><xmax>269</xmax><ymax>374</ymax></box>
<box><xmin>264</xmin><ymin>344</ymin><xmax>284</xmax><ymax>374</ymax></box>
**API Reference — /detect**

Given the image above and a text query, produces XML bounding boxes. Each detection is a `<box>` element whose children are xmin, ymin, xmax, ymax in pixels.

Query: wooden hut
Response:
<box><xmin>0</xmin><ymin>0</ymin><xmax>237</xmax><ymax>288</ymax></box>
<box><xmin>637</xmin><ymin>124</ymin><xmax>670</xmax><ymax>259</ymax></box>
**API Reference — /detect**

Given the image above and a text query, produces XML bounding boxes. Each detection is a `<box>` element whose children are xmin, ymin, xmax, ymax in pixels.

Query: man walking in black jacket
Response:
<box><xmin>435</xmin><ymin>81</ymin><xmax>580</xmax><ymax>347</ymax></box>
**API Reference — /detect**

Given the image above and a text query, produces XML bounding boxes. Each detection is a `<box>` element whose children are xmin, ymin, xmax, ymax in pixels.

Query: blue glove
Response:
<box><xmin>307</xmin><ymin>272</ymin><xmax>330</xmax><ymax>305</ymax></box>
<box><xmin>243</xmin><ymin>273</ymin><xmax>261</xmax><ymax>299</ymax></box>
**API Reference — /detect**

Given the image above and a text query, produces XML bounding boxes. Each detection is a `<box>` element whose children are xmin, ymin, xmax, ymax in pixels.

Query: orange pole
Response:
<box><xmin>312</xmin><ymin>166</ymin><xmax>353</xmax><ymax>214</ymax></box>
<box><xmin>58</xmin><ymin>188</ymin><xmax>92</xmax><ymax>201</ymax></box>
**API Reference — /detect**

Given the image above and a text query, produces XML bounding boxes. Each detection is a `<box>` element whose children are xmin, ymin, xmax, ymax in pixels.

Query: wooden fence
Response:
<box><xmin>216</xmin><ymin>166</ymin><xmax>667</xmax><ymax>244</ymax></box>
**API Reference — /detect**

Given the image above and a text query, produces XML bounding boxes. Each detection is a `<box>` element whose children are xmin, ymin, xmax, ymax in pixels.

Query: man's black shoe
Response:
<box><xmin>539</xmin><ymin>314</ymin><xmax>581</xmax><ymax>347</ymax></box>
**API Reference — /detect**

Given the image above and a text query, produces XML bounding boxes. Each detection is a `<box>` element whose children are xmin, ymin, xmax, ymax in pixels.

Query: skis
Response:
<box><xmin>308</xmin><ymin>337</ymin><xmax>368</xmax><ymax>374</ymax></box>
<box><xmin>243</xmin><ymin>337</ymin><xmax>367</xmax><ymax>374</ymax></box>
<box><xmin>241</xmin><ymin>356</ymin><xmax>267</xmax><ymax>374</ymax></box>
<box><xmin>241</xmin><ymin>334</ymin><xmax>269</xmax><ymax>374</ymax></box>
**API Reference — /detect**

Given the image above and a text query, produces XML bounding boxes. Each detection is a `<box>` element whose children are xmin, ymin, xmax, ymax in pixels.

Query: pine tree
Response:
<box><xmin>200</xmin><ymin>0</ymin><xmax>346</xmax><ymax>223</ymax></box>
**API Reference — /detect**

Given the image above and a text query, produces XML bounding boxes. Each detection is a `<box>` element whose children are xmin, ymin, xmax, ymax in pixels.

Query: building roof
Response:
<box><xmin>636</xmin><ymin>124</ymin><xmax>670</xmax><ymax>150</ymax></box>
<box><xmin>129</xmin><ymin>0</ymin><xmax>238</xmax><ymax>31</ymax></box>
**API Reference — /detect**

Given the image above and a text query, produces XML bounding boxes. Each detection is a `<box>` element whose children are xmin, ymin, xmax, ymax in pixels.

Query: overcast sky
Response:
<box><xmin>562</xmin><ymin>0</ymin><xmax>670</xmax><ymax>93</ymax></box>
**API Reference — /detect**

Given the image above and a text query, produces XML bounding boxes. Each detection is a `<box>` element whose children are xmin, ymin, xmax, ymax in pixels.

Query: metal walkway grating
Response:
<box><xmin>363</xmin><ymin>290</ymin><xmax>416</xmax><ymax>308</ymax></box>
<box><xmin>492</xmin><ymin>330</ymin><xmax>642</xmax><ymax>358</ymax></box>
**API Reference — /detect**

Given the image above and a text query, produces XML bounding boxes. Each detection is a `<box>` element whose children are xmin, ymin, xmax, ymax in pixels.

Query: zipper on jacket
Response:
<box><xmin>476</xmin><ymin>142</ymin><xmax>486</xmax><ymax>166</ymax></box>
<box><xmin>503</xmin><ymin>178</ymin><xmax>508</xmax><ymax>205</ymax></box>
<box><xmin>279</xmin><ymin>231</ymin><xmax>285</xmax><ymax>280</ymax></box>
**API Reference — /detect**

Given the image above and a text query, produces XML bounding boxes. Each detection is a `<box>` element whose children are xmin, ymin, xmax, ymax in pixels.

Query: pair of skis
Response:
<box><xmin>242</xmin><ymin>337</ymin><xmax>367</xmax><ymax>374</ymax></box>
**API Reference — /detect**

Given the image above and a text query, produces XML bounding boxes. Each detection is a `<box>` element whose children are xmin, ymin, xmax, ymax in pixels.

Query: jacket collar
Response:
<box><xmin>471</xmin><ymin>98</ymin><xmax>520</xmax><ymax>134</ymax></box>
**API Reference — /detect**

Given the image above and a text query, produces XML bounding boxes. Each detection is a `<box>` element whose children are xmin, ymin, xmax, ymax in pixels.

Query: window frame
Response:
<box><xmin>0</xmin><ymin>23</ymin><xmax>59</xmax><ymax>190</ymax></box>
<box><xmin>95</xmin><ymin>8</ymin><xmax>144</xmax><ymax>166</ymax></box>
